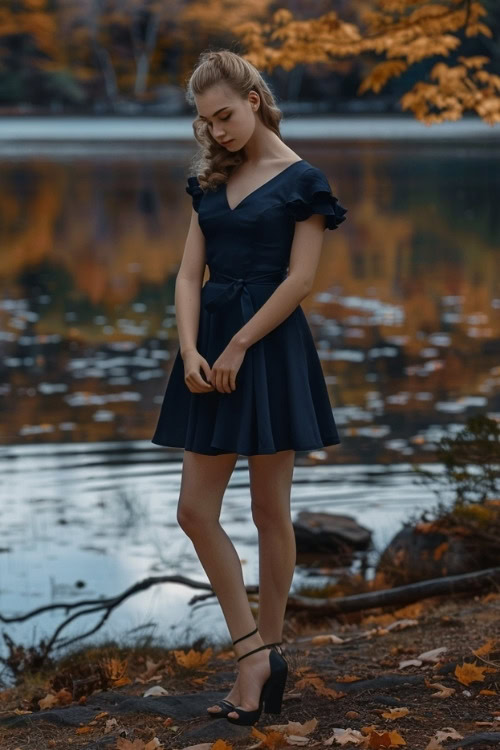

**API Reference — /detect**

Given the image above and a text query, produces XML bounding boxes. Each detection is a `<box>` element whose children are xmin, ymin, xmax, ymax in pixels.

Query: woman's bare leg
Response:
<box><xmin>249</xmin><ymin>449</ymin><xmax>296</xmax><ymax>644</ymax></box>
<box><xmin>225</xmin><ymin>448</ymin><xmax>296</xmax><ymax>720</ymax></box>
<box><xmin>177</xmin><ymin>449</ymin><xmax>266</xmax><ymax>715</ymax></box>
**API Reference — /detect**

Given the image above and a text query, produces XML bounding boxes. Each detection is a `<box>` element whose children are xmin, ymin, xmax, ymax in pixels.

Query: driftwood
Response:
<box><xmin>286</xmin><ymin>566</ymin><xmax>500</xmax><ymax>614</ymax></box>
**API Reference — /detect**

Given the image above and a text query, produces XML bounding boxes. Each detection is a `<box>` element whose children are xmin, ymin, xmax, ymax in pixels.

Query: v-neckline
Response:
<box><xmin>224</xmin><ymin>159</ymin><xmax>304</xmax><ymax>212</ymax></box>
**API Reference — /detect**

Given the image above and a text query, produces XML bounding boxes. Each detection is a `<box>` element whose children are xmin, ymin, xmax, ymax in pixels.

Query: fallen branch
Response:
<box><xmin>286</xmin><ymin>566</ymin><xmax>500</xmax><ymax>614</ymax></box>
<box><xmin>2</xmin><ymin>567</ymin><xmax>499</xmax><ymax>667</ymax></box>
<box><xmin>0</xmin><ymin>574</ymin><xmax>230</xmax><ymax>659</ymax></box>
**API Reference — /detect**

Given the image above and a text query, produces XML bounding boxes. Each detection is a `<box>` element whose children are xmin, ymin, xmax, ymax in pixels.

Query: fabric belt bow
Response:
<box><xmin>204</xmin><ymin>270</ymin><xmax>287</xmax><ymax>318</ymax></box>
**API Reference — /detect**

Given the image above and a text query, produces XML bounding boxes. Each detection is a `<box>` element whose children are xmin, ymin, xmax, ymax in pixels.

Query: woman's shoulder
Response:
<box><xmin>285</xmin><ymin>160</ymin><xmax>348</xmax><ymax>230</ymax></box>
<box><xmin>185</xmin><ymin>174</ymin><xmax>204</xmax><ymax>212</ymax></box>
<box><xmin>293</xmin><ymin>160</ymin><xmax>331</xmax><ymax>184</ymax></box>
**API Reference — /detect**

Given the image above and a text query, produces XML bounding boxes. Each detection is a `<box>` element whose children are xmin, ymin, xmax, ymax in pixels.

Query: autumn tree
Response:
<box><xmin>234</xmin><ymin>0</ymin><xmax>499</xmax><ymax>124</ymax></box>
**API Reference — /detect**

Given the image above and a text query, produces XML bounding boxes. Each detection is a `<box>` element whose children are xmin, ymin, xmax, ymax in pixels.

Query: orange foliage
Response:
<box><xmin>233</xmin><ymin>0</ymin><xmax>498</xmax><ymax>124</ymax></box>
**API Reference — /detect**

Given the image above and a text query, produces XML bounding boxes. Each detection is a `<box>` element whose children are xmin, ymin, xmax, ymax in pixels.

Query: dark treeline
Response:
<box><xmin>0</xmin><ymin>0</ymin><xmax>499</xmax><ymax>116</ymax></box>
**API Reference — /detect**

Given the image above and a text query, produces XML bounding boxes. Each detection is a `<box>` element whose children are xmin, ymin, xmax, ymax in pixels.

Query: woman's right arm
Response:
<box><xmin>175</xmin><ymin>208</ymin><xmax>207</xmax><ymax>359</ymax></box>
<box><xmin>174</xmin><ymin>209</ymin><xmax>214</xmax><ymax>393</ymax></box>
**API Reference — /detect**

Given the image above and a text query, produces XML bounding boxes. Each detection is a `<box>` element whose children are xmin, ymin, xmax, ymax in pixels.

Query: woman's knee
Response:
<box><xmin>251</xmin><ymin>497</ymin><xmax>291</xmax><ymax>529</ymax></box>
<box><xmin>176</xmin><ymin>502</ymin><xmax>218</xmax><ymax>534</ymax></box>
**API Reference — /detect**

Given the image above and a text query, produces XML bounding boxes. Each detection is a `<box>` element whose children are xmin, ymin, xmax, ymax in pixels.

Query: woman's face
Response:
<box><xmin>195</xmin><ymin>83</ymin><xmax>259</xmax><ymax>151</ymax></box>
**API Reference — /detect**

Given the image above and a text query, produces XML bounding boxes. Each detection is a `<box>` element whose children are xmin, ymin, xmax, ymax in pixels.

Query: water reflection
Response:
<box><xmin>1</xmin><ymin>142</ymin><xmax>498</xmax><ymax>458</ymax></box>
<box><xmin>0</xmin><ymin>440</ymin><xmax>452</xmax><ymax>676</ymax></box>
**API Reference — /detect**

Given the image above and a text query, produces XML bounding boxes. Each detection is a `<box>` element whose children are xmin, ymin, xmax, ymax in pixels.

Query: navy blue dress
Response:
<box><xmin>151</xmin><ymin>159</ymin><xmax>347</xmax><ymax>456</ymax></box>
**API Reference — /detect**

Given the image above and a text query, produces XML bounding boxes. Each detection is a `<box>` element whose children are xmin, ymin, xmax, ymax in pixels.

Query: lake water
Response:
<box><xmin>0</xmin><ymin>124</ymin><xmax>498</xmax><ymax>681</ymax></box>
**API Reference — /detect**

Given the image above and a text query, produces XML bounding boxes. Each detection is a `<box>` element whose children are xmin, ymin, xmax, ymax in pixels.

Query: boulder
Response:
<box><xmin>293</xmin><ymin>511</ymin><xmax>372</xmax><ymax>554</ymax></box>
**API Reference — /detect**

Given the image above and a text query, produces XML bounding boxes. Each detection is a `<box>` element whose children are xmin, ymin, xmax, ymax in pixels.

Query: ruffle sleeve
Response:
<box><xmin>185</xmin><ymin>175</ymin><xmax>204</xmax><ymax>213</ymax></box>
<box><xmin>285</xmin><ymin>167</ymin><xmax>347</xmax><ymax>230</ymax></box>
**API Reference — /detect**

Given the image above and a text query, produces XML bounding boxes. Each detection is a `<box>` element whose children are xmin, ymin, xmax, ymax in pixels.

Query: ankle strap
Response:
<box><xmin>236</xmin><ymin>643</ymin><xmax>270</xmax><ymax>662</ymax></box>
<box><xmin>232</xmin><ymin>626</ymin><xmax>258</xmax><ymax>646</ymax></box>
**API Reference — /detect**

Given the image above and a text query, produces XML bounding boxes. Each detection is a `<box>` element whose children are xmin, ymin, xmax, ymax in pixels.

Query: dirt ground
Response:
<box><xmin>1</xmin><ymin>591</ymin><xmax>499</xmax><ymax>750</ymax></box>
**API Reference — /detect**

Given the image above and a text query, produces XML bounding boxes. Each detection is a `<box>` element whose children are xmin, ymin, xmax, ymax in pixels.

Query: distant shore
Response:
<box><xmin>0</xmin><ymin>114</ymin><xmax>498</xmax><ymax>142</ymax></box>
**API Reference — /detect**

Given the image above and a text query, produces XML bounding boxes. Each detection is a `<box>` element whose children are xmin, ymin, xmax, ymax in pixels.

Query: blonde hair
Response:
<box><xmin>185</xmin><ymin>49</ymin><xmax>284</xmax><ymax>191</ymax></box>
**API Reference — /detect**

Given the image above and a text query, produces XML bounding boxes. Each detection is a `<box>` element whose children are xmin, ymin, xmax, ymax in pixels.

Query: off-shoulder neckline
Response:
<box><xmin>224</xmin><ymin>159</ymin><xmax>306</xmax><ymax>212</ymax></box>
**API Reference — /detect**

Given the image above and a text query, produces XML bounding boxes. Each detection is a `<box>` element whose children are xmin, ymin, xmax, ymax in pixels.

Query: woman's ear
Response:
<box><xmin>249</xmin><ymin>90</ymin><xmax>260</xmax><ymax>111</ymax></box>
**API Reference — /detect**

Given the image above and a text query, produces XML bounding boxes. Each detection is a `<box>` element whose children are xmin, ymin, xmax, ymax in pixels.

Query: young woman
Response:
<box><xmin>152</xmin><ymin>49</ymin><xmax>347</xmax><ymax>726</ymax></box>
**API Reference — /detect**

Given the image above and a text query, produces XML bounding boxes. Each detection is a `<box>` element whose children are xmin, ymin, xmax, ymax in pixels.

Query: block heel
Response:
<box><xmin>262</xmin><ymin>650</ymin><xmax>288</xmax><ymax>714</ymax></box>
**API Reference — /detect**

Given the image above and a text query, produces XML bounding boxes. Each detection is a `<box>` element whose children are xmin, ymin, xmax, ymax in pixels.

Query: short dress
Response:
<box><xmin>151</xmin><ymin>159</ymin><xmax>347</xmax><ymax>456</ymax></box>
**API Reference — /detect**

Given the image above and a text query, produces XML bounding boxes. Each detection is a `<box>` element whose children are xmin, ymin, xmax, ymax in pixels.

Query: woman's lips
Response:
<box><xmin>221</xmin><ymin>139</ymin><xmax>233</xmax><ymax>145</ymax></box>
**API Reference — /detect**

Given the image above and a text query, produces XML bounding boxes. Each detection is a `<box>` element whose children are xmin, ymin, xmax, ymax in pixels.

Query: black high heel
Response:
<box><xmin>225</xmin><ymin>642</ymin><xmax>288</xmax><ymax>726</ymax></box>
<box><xmin>206</xmin><ymin>630</ymin><xmax>285</xmax><ymax>720</ymax></box>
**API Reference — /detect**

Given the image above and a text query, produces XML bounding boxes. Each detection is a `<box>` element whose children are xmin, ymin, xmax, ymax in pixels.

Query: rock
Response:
<box><xmin>376</xmin><ymin>525</ymin><xmax>475</xmax><ymax>585</ymax></box>
<box><xmin>293</xmin><ymin>511</ymin><xmax>372</xmax><ymax>554</ymax></box>
<box><xmin>0</xmin><ymin>689</ymin><xmax>237</xmax><ymax>728</ymax></box>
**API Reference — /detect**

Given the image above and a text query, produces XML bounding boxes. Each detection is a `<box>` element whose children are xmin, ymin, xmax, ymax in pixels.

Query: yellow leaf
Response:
<box><xmin>173</xmin><ymin>647</ymin><xmax>212</xmax><ymax>669</ymax></box>
<box><xmin>389</xmin><ymin>732</ymin><xmax>406</xmax><ymax>746</ymax></box>
<box><xmin>211</xmin><ymin>741</ymin><xmax>232</xmax><ymax>750</ymax></box>
<box><xmin>100</xmin><ymin>656</ymin><xmax>129</xmax><ymax>681</ymax></box>
<box><xmin>473</xmin><ymin>638</ymin><xmax>497</xmax><ymax>657</ymax></box>
<box><xmin>381</xmin><ymin>707</ymin><xmax>409</xmax><ymax>719</ymax></box>
<box><xmin>368</xmin><ymin>729</ymin><xmax>406</xmax><ymax>747</ymax></box>
<box><xmin>455</xmin><ymin>661</ymin><xmax>488</xmax><ymax>685</ymax></box>
<box><xmin>479</xmin><ymin>689</ymin><xmax>497</xmax><ymax>695</ymax></box>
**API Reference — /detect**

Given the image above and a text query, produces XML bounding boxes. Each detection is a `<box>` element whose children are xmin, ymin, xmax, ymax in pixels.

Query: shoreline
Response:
<box><xmin>0</xmin><ymin>114</ymin><xmax>499</xmax><ymax>142</ymax></box>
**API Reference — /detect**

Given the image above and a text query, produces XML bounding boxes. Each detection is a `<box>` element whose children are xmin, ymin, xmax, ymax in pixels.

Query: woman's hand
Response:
<box><xmin>209</xmin><ymin>340</ymin><xmax>247</xmax><ymax>393</ymax></box>
<box><xmin>182</xmin><ymin>350</ymin><xmax>215</xmax><ymax>394</ymax></box>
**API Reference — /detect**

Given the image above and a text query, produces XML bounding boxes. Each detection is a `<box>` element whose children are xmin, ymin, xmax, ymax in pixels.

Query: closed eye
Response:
<box><xmin>206</xmin><ymin>115</ymin><xmax>231</xmax><ymax>127</ymax></box>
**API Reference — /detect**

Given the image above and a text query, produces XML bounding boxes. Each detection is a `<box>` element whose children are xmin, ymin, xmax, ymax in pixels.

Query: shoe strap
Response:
<box><xmin>232</xmin><ymin>626</ymin><xmax>258</xmax><ymax>646</ymax></box>
<box><xmin>236</xmin><ymin>643</ymin><xmax>270</xmax><ymax>662</ymax></box>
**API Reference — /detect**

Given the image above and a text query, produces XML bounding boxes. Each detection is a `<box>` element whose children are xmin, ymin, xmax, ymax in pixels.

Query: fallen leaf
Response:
<box><xmin>211</xmin><ymin>741</ymin><xmax>231</xmax><ymax>750</ymax></box>
<box><xmin>417</xmin><ymin>647</ymin><xmax>447</xmax><ymax>663</ymax></box>
<box><xmin>139</xmin><ymin>658</ymin><xmax>165</xmax><ymax>682</ymax></box>
<box><xmin>100</xmin><ymin>656</ymin><xmax>129</xmax><ymax>682</ymax></box>
<box><xmin>386</xmin><ymin>620</ymin><xmax>418</xmax><ymax>632</ymax></box>
<box><xmin>116</xmin><ymin>740</ymin><xmax>148</xmax><ymax>750</ymax></box>
<box><xmin>367</xmin><ymin>730</ymin><xmax>406</xmax><ymax>747</ymax></box>
<box><xmin>473</xmin><ymin>638</ymin><xmax>497</xmax><ymax>657</ymax></box>
<box><xmin>104</xmin><ymin>717</ymin><xmax>118</xmax><ymax>733</ymax></box>
<box><xmin>435</xmin><ymin>728</ymin><xmax>463</xmax><ymax>741</ymax></box>
<box><xmin>479</xmin><ymin>689</ymin><xmax>497</xmax><ymax>695</ymax></box>
<box><xmin>143</xmin><ymin>686</ymin><xmax>169</xmax><ymax>697</ymax></box>
<box><xmin>427</xmin><ymin>682</ymin><xmax>456</xmax><ymax>699</ymax></box>
<box><xmin>38</xmin><ymin>693</ymin><xmax>58</xmax><ymax>710</ymax></box>
<box><xmin>173</xmin><ymin>648</ymin><xmax>212</xmax><ymax>669</ymax></box>
<box><xmin>266</xmin><ymin>718</ymin><xmax>317</xmax><ymax>736</ymax></box>
<box><xmin>311</xmin><ymin>634</ymin><xmax>345</xmax><ymax>645</ymax></box>
<box><xmin>393</xmin><ymin>602</ymin><xmax>425</xmax><ymax>619</ymax></box>
<box><xmin>398</xmin><ymin>659</ymin><xmax>422</xmax><ymax>669</ymax></box>
<box><xmin>286</xmin><ymin>736</ymin><xmax>309</xmax><ymax>745</ymax></box>
<box><xmin>39</xmin><ymin>688</ymin><xmax>72</xmax><ymax>710</ymax></box>
<box><xmin>326</xmin><ymin>727</ymin><xmax>364</xmax><ymax>745</ymax></box>
<box><xmin>381</xmin><ymin>708</ymin><xmax>409</xmax><ymax>720</ymax></box>
<box><xmin>424</xmin><ymin>739</ymin><xmax>442</xmax><ymax>750</ymax></box>
<box><xmin>455</xmin><ymin>661</ymin><xmax>488</xmax><ymax>685</ymax></box>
